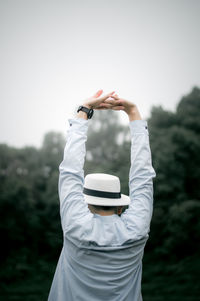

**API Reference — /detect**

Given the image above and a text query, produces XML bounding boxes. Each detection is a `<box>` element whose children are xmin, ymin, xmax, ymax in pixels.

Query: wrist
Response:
<box><xmin>83</xmin><ymin>103</ymin><xmax>92</xmax><ymax>109</ymax></box>
<box><xmin>77</xmin><ymin>110</ymin><xmax>88</xmax><ymax>120</ymax></box>
<box><xmin>127</xmin><ymin>107</ymin><xmax>142</xmax><ymax>121</ymax></box>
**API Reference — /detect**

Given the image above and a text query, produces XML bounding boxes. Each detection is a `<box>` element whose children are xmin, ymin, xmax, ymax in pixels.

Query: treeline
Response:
<box><xmin>0</xmin><ymin>87</ymin><xmax>200</xmax><ymax>299</ymax></box>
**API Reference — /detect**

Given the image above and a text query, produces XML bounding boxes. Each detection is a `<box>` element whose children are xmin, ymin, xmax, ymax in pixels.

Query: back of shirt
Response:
<box><xmin>48</xmin><ymin>117</ymin><xmax>156</xmax><ymax>301</ymax></box>
<box><xmin>49</xmin><ymin>226</ymin><xmax>147</xmax><ymax>301</ymax></box>
<box><xmin>65</xmin><ymin>237</ymin><xmax>147</xmax><ymax>301</ymax></box>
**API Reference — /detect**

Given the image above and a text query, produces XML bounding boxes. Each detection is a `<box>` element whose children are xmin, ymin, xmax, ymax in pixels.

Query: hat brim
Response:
<box><xmin>83</xmin><ymin>193</ymin><xmax>130</xmax><ymax>206</ymax></box>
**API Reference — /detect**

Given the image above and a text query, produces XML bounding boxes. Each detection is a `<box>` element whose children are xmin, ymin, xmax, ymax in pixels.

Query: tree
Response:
<box><xmin>148</xmin><ymin>87</ymin><xmax>200</xmax><ymax>204</ymax></box>
<box><xmin>41</xmin><ymin>131</ymin><xmax>65</xmax><ymax>171</ymax></box>
<box><xmin>85</xmin><ymin>109</ymin><xmax>130</xmax><ymax>194</ymax></box>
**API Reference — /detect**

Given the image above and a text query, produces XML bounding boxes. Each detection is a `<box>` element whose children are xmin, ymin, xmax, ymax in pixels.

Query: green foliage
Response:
<box><xmin>0</xmin><ymin>86</ymin><xmax>200</xmax><ymax>299</ymax></box>
<box><xmin>85</xmin><ymin>109</ymin><xmax>130</xmax><ymax>194</ymax></box>
<box><xmin>149</xmin><ymin>87</ymin><xmax>200</xmax><ymax>203</ymax></box>
<box><xmin>177</xmin><ymin>86</ymin><xmax>200</xmax><ymax>133</ymax></box>
<box><xmin>163</xmin><ymin>200</ymin><xmax>200</xmax><ymax>258</ymax></box>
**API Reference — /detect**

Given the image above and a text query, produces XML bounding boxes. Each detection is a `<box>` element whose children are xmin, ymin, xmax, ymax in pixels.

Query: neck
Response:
<box><xmin>97</xmin><ymin>211</ymin><xmax>115</xmax><ymax>216</ymax></box>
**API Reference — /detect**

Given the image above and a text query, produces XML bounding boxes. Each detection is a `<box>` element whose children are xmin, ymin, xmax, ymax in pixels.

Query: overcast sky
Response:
<box><xmin>0</xmin><ymin>0</ymin><xmax>200</xmax><ymax>148</ymax></box>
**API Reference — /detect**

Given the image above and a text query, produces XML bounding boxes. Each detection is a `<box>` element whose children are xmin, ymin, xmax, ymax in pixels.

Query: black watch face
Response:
<box><xmin>88</xmin><ymin>109</ymin><xmax>94</xmax><ymax>118</ymax></box>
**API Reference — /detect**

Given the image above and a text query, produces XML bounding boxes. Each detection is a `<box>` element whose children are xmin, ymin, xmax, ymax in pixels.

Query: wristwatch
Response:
<box><xmin>77</xmin><ymin>105</ymin><xmax>94</xmax><ymax>119</ymax></box>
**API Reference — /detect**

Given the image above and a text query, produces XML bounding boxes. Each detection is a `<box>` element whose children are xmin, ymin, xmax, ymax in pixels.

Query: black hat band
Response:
<box><xmin>83</xmin><ymin>187</ymin><xmax>121</xmax><ymax>199</ymax></box>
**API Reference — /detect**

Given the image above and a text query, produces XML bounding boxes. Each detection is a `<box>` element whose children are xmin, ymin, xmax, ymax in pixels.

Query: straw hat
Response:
<box><xmin>83</xmin><ymin>173</ymin><xmax>130</xmax><ymax>206</ymax></box>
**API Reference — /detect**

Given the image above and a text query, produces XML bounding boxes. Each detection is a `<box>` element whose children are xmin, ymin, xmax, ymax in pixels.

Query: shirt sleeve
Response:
<box><xmin>58</xmin><ymin>117</ymin><xmax>93</xmax><ymax>235</ymax></box>
<box><xmin>121</xmin><ymin>120</ymin><xmax>156</xmax><ymax>240</ymax></box>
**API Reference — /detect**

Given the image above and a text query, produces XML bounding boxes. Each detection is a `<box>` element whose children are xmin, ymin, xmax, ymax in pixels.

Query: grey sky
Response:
<box><xmin>0</xmin><ymin>0</ymin><xmax>200</xmax><ymax>148</ymax></box>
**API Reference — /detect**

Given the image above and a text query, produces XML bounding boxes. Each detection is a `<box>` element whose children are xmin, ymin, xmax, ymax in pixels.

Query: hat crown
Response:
<box><xmin>84</xmin><ymin>173</ymin><xmax>120</xmax><ymax>193</ymax></box>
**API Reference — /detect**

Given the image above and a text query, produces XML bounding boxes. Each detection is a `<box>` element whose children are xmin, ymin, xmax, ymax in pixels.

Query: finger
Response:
<box><xmin>95</xmin><ymin>106</ymin><xmax>110</xmax><ymax>110</ymax></box>
<box><xmin>95</xmin><ymin>104</ymin><xmax>110</xmax><ymax>109</ymax></box>
<box><xmin>109</xmin><ymin>97</ymin><xmax>124</xmax><ymax>106</ymax></box>
<box><xmin>98</xmin><ymin>102</ymin><xmax>124</xmax><ymax>110</ymax></box>
<box><xmin>95</xmin><ymin>108</ymin><xmax>108</xmax><ymax>110</ymax></box>
<box><xmin>96</xmin><ymin>104</ymin><xmax>124</xmax><ymax>110</ymax></box>
<box><xmin>104</xmin><ymin>98</ymin><xmax>121</xmax><ymax>105</ymax></box>
<box><xmin>97</xmin><ymin>91</ymin><xmax>115</xmax><ymax>102</ymax></box>
<box><xmin>93</xmin><ymin>89</ymin><xmax>103</xmax><ymax>98</ymax></box>
<box><xmin>109</xmin><ymin>94</ymin><xmax>119</xmax><ymax>100</ymax></box>
<box><xmin>112</xmin><ymin>106</ymin><xmax>125</xmax><ymax>110</ymax></box>
<box><xmin>98</xmin><ymin>103</ymin><xmax>114</xmax><ymax>109</ymax></box>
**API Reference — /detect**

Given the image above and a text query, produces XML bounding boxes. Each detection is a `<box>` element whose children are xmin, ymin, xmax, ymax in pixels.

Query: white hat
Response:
<box><xmin>83</xmin><ymin>173</ymin><xmax>130</xmax><ymax>206</ymax></box>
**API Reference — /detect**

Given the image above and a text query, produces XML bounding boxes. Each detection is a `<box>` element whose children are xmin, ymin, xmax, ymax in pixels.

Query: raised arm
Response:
<box><xmin>58</xmin><ymin>90</ymin><xmax>123</xmax><ymax>235</ymax></box>
<box><xmin>106</xmin><ymin>96</ymin><xmax>156</xmax><ymax>240</ymax></box>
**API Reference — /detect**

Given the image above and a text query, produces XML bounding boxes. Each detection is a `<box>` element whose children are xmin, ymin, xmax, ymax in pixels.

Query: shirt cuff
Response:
<box><xmin>129</xmin><ymin>120</ymin><xmax>148</xmax><ymax>135</ymax></box>
<box><xmin>68</xmin><ymin>118</ymin><xmax>89</xmax><ymax>134</ymax></box>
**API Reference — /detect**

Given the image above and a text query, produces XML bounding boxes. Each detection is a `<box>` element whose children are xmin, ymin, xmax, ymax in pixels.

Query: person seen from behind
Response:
<box><xmin>48</xmin><ymin>89</ymin><xmax>156</xmax><ymax>301</ymax></box>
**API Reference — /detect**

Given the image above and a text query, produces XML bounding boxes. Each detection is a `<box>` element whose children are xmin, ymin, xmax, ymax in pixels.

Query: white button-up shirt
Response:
<box><xmin>48</xmin><ymin>117</ymin><xmax>156</xmax><ymax>301</ymax></box>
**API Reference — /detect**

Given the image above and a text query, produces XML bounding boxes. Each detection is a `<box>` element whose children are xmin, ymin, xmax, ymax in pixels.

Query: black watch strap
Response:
<box><xmin>77</xmin><ymin>105</ymin><xmax>94</xmax><ymax>119</ymax></box>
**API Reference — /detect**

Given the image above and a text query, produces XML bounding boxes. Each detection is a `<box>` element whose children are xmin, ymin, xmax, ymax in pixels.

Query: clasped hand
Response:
<box><xmin>83</xmin><ymin>90</ymin><xmax>124</xmax><ymax>111</ymax></box>
<box><xmin>82</xmin><ymin>89</ymin><xmax>142</xmax><ymax>121</ymax></box>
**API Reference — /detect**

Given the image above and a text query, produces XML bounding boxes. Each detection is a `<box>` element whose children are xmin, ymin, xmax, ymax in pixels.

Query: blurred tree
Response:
<box><xmin>85</xmin><ymin>109</ymin><xmax>130</xmax><ymax>194</ymax></box>
<box><xmin>163</xmin><ymin>200</ymin><xmax>200</xmax><ymax>259</ymax></box>
<box><xmin>41</xmin><ymin>131</ymin><xmax>65</xmax><ymax>171</ymax></box>
<box><xmin>177</xmin><ymin>86</ymin><xmax>200</xmax><ymax>133</ymax></box>
<box><xmin>148</xmin><ymin>87</ymin><xmax>200</xmax><ymax>204</ymax></box>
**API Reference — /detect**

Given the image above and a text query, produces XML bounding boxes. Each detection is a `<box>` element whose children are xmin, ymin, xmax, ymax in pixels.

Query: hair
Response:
<box><xmin>91</xmin><ymin>205</ymin><xmax>118</xmax><ymax>212</ymax></box>
<box><xmin>88</xmin><ymin>204</ymin><xmax>128</xmax><ymax>216</ymax></box>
